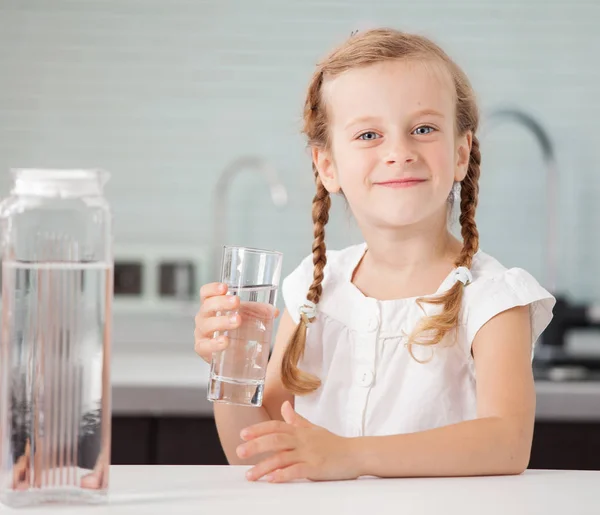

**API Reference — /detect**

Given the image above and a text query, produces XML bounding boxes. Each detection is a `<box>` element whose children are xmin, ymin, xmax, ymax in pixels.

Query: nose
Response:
<box><xmin>383</xmin><ymin>135</ymin><xmax>417</xmax><ymax>166</ymax></box>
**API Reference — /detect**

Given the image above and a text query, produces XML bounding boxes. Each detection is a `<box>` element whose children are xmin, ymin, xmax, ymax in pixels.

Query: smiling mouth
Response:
<box><xmin>374</xmin><ymin>178</ymin><xmax>427</xmax><ymax>188</ymax></box>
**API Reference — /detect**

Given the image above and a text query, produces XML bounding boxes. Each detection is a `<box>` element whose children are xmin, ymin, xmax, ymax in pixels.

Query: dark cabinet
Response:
<box><xmin>529</xmin><ymin>421</ymin><xmax>600</xmax><ymax>471</ymax></box>
<box><xmin>111</xmin><ymin>416</ymin><xmax>227</xmax><ymax>466</ymax></box>
<box><xmin>112</xmin><ymin>416</ymin><xmax>600</xmax><ymax>470</ymax></box>
<box><xmin>111</xmin><ymin>417</ymin><xmax>156</xmax><ymax>465</ymax></box>
<box><xmin>155</xmin><ymin>417</ymin><xmax>227</xmax><ymax>465</ymax></box>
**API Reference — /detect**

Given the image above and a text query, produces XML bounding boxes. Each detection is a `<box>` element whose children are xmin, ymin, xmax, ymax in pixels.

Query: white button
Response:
<box><xmin>367</xmin><ymin>317</ymin><xmax>378</xmax><ymax>331</ymax></box>
<box><xmin>358</xmin><ymin>368</ymin><xmax>374</xmax><ymax>387</ymax></box>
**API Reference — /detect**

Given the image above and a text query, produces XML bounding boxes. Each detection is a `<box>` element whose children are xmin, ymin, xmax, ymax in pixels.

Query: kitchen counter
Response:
<box><xmin>111</xmin><ymin>346</ymin><xmax>600</xmax><ymax>420</ymax></box>
<box><xmin>5</xmin><ymin>466</ymin><xmax>599</xmax><ymax>515</ymax></box>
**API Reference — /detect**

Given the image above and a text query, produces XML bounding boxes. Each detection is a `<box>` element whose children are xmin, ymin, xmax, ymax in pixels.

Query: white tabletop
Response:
<box><xmin>4</xmin><ymin>466</ymin><xmax>599</xmax><ymax>515</ymax></box>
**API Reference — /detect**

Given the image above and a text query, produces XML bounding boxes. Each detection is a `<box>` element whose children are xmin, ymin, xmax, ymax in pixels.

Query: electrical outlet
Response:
<box><xmin>158</xmin><ymin>260</ymin><xmax>196</xmax><ymax>298</ymax></box>
<box><xmin>114</xmin><ymin>261</ymin><xmax>143</xmax><ymax>296</ymax></box>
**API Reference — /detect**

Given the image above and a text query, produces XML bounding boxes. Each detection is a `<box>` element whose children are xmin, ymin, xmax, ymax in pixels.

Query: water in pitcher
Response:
<box><xmin>208</xmin><ymin>284</ymin><xmax>278</xmax><ymax>407</ymax></box>
<box><xmin>0</xmin><ymin>261</ymin><xmax>112</xmax><ymax>507</ymax></box>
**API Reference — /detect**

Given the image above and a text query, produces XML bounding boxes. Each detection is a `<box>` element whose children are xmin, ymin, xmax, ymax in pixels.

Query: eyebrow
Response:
<box><xmin>344</xmin><ymin>109</ymin><xmax>446</xmax><ymax>130</ymax></box>
<box><xmin>413</xmin><ymin>108</ymin><xmax>446</xmax><ymax>119</ymax></box>
<box><xmin>344</xmin><ymin>116</ymin><xmax>382</xmax><ymax>130</ymax></box>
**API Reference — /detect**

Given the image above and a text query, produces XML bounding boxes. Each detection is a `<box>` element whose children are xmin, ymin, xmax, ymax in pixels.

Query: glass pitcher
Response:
<box><xmin>0</xmin><ymin>169</ymin><xmax>113</xmax><ymax>507</ymax></box>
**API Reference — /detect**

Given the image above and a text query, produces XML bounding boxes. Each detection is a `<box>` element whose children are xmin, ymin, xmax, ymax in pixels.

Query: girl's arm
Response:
<box><xmin>214</xmin><ymin>310</ymin><xmax>295</xmax><ymax>465</ymax></box>
<box><xmin>352</xmin><ymin>305</ymin><xmax>535</xmax><ymax>477</ymax></box>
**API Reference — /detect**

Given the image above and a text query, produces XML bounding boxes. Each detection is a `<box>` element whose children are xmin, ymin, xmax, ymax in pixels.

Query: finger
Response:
<box><xmin>195</xmin><ymin>312</ymin><xmax>241</xmax><ymax>340</ymax></box>
<box><xmin>281</xmin><ymin>401</ymin><xmax>313</xmax><ymax>429</ymax></box>
<box><xmin>200</xmin><ymin>294</ymin><xmax>240</xmax><ymax>317</ymax></box>
<box><xmin>240</xmin><ymin>420</ymin><xmax>295</xmax><ymax>441</ymax></box>
<box><xmin>194</xmin><ymin>335</ymin><xmax>229</xmax><ymax>360</ymax></box>
<box><xmin>266</xmin><ymin>463</ymin><xmax>309</xmax><ymax>483</ymax></box>
<box><xmin>238</xmin><ymin>301</ymin><xmax>278</xmax><ymax>321</ymax></box>
<box><xmin>200</xmin><ymin>283</ymin><xmax>227</xmax><ymax>304</ymax></box>
<box><xmin>246</xmin><ymin>451</ymin><xmax>300</xmax><ymax>482</ymax></box>
<box><xmin>237</xmin><ymin>433</ymin><xmax>296</xmax><ymax>460</ymax></box>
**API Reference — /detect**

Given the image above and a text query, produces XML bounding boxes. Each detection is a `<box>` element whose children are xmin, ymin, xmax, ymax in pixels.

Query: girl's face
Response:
<box><xmin>314</xmin><ymin>59</ymin><xmax>471</xmax><ymax>231</ymax></box>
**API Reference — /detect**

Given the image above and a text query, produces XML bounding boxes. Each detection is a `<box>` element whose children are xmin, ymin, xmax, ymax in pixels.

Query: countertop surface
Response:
<box><xmin>4</xmin><ymin>466</ymin><xmax>600</xmax><ymax>515</ymax></box>
<box><xmin>111</xmin><ymin>345</ymin><xmax>600</xmax><ymax>420</ymax></box>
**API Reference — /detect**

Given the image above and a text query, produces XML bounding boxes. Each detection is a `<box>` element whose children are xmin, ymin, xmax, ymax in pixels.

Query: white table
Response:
<box><xmin>4</xmin><ymin>466</ymin><xmax>599</xmax><ymax>515</ymax></box>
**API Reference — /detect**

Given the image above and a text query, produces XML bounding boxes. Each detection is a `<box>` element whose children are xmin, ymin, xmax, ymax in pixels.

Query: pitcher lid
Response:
<box><xmin>10</xmin><ymin>168</ymin><xmax>110</xmax><ymax>197</ymax></box>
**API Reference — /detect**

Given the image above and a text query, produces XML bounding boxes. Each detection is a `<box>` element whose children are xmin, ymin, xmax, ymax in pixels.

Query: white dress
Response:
<box><xmin>281</xmin><ymin>243</ymin><xmax>555</xmax><ymax>438</ymax></box>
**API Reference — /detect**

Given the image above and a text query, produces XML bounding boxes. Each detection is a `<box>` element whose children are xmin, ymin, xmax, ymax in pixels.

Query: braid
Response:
<box><xmin>457</xmin><ymin>136</ymin><xmax>480</xmax><ymax>268</ymax></box>
<box><xmin>406</xmin><ymin>135</ymin><xmax>481</xmax><ymax>361</ymax></box>
<box><xmin>307</xmin><ymin>167</ymin><xmax>330</xmax><ymax>304</ymax></box>
<box><xmin>281</xmin><ymin>166</ymin><xmax>329</xmax><ymax>394</ymax></box>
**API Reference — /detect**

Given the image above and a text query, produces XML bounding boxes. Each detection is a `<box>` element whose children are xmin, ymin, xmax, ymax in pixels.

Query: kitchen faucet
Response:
<box><xmin>483</xmin><ymin>108</ymin><xmax>559</xmax><ymax>293</ymax></box>
<box><xmin>210</xmin><ymin>156</ymin><xmax>288</xmax><ymax>280</ymax></box>
<box><xmin>484</xmin><ymin>109</ymin><xmax>600</xmax><ymax>375</ymax></box>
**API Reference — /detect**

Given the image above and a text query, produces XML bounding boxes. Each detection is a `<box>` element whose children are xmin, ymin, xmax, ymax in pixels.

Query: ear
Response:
<box><xmin>455</xmin><ymin>131</ymin><xmax>472</xmax><ymax>182</ymax></box>
<box><xmin>312</xmin><ymin>147</ymin><xmax>341</xmax><ymax>193</ymax></box>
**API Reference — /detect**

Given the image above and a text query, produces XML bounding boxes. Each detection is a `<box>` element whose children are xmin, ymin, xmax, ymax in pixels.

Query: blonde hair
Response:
<box><xmin>281</xmin><ymin>28</ymin><xmax>481</xmax><ymax>395</ymax></box>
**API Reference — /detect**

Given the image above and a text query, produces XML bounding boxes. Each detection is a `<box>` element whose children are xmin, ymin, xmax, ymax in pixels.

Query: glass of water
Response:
<box><xmin>207</xmin><ymin>246</ymin><xmax>282</xmax><ymax>407</ymax></box>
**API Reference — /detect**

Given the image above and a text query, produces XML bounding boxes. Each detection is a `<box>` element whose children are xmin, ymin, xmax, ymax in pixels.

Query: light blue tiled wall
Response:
<box><xmin>0</xmin><ymin>0</ymin><xmax>598</xmax><ymax>301</ymax></box>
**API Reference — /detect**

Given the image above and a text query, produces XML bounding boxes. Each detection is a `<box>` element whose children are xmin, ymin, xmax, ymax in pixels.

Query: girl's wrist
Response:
<box><xmin>346</xmin><ymin>436</ymin><xmax>370</xmax><ymax>478</ymax></box>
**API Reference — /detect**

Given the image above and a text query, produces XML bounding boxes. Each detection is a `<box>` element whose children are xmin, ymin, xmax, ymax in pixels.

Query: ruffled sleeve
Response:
<box><xmin>464</xmin><ymin>268</ymin><xmax>556</xmax><ymax>356</ymax></box>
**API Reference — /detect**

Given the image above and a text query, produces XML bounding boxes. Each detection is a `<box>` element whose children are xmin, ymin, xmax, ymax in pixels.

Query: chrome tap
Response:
<box><xmin>210</xmin><ymin>156</ymin><xmax>288</xmax><ymax>281</ymax></box>
<box><xmin>483</xmin><ymin>108</ymin><xmax>558</xmax><ymax>293</ymax></box>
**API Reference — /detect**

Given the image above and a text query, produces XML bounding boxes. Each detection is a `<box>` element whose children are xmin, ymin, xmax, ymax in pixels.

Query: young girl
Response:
<box><xmin>194</xmin><ymin>28</ymin><xmax>555</xmax><ymax>483</ymax></box>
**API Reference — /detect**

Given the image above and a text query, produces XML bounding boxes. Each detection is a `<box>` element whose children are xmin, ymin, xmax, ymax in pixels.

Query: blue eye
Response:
<box><xmin>358</xmin><ymin>131</ymin><xmax>381</xmax><ymax>141</ymax></box>
<box><xmin>413</xmin><ymin>126</ymin><xmax>435</xmax><ymax>135</ymax></box>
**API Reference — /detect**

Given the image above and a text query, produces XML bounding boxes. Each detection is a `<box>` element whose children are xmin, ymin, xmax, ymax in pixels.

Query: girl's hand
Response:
<box><xmin>194</xmin><ymin>282</ymin><xmax>279</xmax><ymax>364</ymax></box>
<box><xmin>194</xmin><ymin>282</ymin><xmax>241</xmax><ymax>363</ymax></box>
<box><xmin>237</xmin><ymin>401</ymin><xmax>361</xmax><ymax>483</ymax></box>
